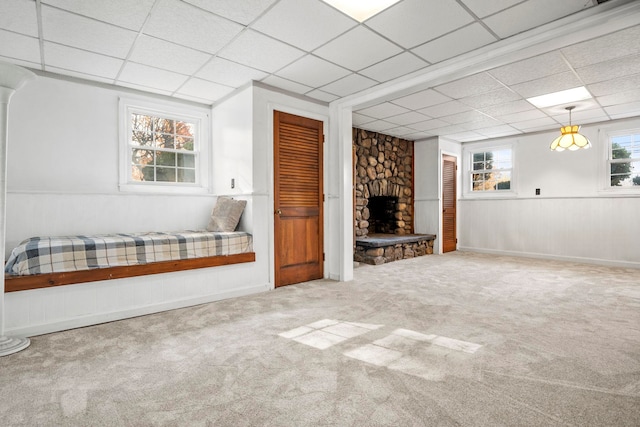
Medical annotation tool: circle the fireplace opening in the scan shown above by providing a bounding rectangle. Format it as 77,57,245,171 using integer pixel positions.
368,196,398,234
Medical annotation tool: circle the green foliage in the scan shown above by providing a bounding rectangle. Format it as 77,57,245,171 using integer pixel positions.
611,142,632,186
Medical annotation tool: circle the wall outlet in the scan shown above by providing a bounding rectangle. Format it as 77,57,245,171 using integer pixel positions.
231,178,235,189
535,188,540,195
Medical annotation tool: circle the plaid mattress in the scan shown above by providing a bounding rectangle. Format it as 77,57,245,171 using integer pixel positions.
5,230,253,276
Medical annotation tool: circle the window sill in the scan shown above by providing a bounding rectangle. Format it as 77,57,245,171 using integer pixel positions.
119,183,209,195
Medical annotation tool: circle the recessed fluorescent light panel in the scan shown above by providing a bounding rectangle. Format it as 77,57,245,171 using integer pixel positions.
321,0,401,22
526,87,592,108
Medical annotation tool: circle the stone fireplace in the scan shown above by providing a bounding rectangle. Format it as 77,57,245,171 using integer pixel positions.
353,128,435,265
353,128,413,237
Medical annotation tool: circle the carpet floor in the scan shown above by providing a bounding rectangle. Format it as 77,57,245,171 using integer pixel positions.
1,251,639,426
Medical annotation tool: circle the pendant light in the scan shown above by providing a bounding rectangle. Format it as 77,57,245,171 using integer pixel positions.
550,106,591,151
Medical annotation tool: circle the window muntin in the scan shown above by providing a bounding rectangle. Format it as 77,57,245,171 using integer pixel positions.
129,112,198,184
608,132,640,187
470,148,512,191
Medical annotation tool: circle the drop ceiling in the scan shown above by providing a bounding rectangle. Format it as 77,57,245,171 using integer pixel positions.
1,0,639,142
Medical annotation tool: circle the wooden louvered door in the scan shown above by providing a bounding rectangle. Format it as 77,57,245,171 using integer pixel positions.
442,155,457,253
274,111,324,287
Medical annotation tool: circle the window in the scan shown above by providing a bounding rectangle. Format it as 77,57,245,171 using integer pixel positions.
120,98,209,193
470,148,512,192
608,131,640,187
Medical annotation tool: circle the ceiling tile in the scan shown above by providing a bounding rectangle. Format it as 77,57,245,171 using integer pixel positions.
321,73,377,97
510,71,582,98
404,131,436,141
45,66,114,84
588,73,640,97
391,89,451,110
575,54,640,85
385,126,416,137
43,0,155,30
1,0,38,37
604,101,640,120
359,120,395,132
196,57,268,88
435,73,502,98
483,0,590,38
183,0,277,25
443,131,484,142
313,26,402,71
0,30,40,64
460,0,523,18
251,0,356,51
44,42,123,79
366,0,474,48
460,116,503,131
411,23,496,64
177,78,235,102
356,102,410,119
118,81,173,96
480,100,536,117
489,51,570,86
597,89,640,107
460,87,521,109
497,109,547,123
352,113,375,126
42,5,138,58
547,106,608,124
429,124,468,135
306,89,339,103
385,111,431,126
129,36,212,76
261,75,313,95
477,125,521,138
144,0,243,54
417,100,472,118
510,116,557,131
118,62,189,92
276,55,351,88
440,110,489,125
561,25,640,68
359,52,427,83
410,118,450,131
218,29,305,73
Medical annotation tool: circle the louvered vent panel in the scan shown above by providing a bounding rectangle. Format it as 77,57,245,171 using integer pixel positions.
278,122,320,208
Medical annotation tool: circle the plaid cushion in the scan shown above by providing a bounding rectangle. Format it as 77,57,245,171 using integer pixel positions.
5,230,253,275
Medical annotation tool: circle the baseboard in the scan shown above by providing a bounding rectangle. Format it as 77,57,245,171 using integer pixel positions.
5,283,270,338
457,247,640,269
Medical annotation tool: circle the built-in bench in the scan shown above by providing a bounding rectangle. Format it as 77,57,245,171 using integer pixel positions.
355,233,436,265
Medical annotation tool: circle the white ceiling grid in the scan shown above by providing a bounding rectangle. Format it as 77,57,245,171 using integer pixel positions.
0,0,639,143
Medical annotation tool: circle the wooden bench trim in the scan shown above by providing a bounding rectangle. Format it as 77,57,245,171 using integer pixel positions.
4,252,256,292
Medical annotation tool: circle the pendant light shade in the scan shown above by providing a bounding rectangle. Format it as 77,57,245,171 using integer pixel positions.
550,106,591,151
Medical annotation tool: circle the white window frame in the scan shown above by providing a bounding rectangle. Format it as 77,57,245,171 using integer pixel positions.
119,97,210,194
462,141,516,198
602,127,640,192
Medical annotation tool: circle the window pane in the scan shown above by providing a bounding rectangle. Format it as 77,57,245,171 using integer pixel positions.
131,113,153,133
156,167,176,182
473,152,485,163
155,133,175,149
611,160,639,186
176,121,194,137
473,161,484,171
131,149,153,165
132,131,153,146
156,152,176,166
156,118,174,134
177,153,195,168
178,168,196,183
176,136,194,151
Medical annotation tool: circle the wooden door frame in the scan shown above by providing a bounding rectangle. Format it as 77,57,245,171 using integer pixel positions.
440,151,458,254
268,105,328,290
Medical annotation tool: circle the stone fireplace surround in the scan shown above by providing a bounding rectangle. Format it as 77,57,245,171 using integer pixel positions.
353,128,435,265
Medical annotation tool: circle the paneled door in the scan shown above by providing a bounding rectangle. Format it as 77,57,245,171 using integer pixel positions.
273,111,324,287
442,155,457,253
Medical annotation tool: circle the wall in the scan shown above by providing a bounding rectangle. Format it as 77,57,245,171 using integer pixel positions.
458,118,640,267
4,76,269,336
413,137,462,254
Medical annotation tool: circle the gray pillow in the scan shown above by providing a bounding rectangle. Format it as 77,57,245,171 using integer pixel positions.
206,197,247,232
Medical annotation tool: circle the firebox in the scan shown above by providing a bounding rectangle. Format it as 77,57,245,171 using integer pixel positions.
368,196,398,234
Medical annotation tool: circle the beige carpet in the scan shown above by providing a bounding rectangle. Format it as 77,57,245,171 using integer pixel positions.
1,251,639,426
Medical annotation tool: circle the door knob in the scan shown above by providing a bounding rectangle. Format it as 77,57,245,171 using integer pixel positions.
275,209,282,215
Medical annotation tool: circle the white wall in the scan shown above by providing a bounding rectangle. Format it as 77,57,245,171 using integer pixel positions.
4,76,271,336
414,137,462,254
458,118,640,267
